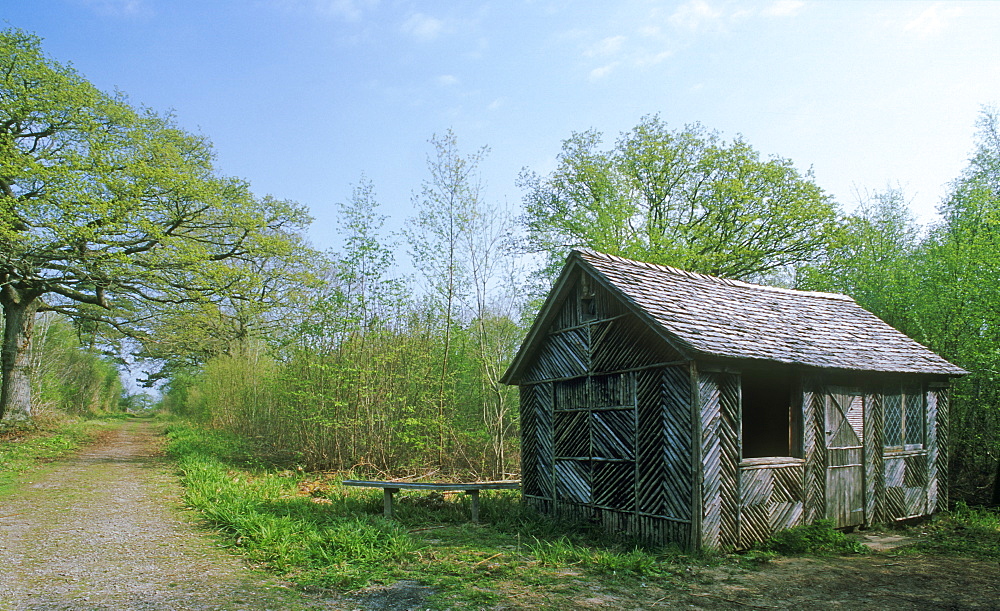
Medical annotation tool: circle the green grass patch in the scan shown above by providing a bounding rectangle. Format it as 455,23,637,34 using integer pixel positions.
758,519,868,555
0,414,125,495
909,503,1000,560
164,423,715,607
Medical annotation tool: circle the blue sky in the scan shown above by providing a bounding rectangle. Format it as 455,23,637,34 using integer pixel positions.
7,0,1000,253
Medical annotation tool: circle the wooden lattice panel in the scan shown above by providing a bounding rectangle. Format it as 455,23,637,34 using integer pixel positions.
521,383,553,500
593,462,634,510
802,382,826,523
555,460,591,503
661,366,694,521
591,314,682,372
699,371,739,550
934,388,949,512
926,390,939,513
738,463,805,548
592,410,635,460
864,392,886,524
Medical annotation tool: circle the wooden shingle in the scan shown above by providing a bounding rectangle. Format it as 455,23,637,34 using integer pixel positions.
574,249,965,375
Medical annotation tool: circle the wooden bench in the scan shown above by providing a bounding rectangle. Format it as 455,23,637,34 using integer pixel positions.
342,480,520,522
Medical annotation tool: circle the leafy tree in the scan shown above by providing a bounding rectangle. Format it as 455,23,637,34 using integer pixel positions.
519,115,839,282
801,109,1000,505
797,188,922,330
917,108,1000,504
404,130,490,465
0,29,309,419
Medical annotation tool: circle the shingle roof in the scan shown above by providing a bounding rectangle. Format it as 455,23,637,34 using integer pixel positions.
569,249,966,376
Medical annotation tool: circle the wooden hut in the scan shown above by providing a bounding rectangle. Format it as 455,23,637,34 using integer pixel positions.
502,249,966,550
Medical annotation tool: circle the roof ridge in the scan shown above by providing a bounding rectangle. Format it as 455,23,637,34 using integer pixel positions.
571,248,853,302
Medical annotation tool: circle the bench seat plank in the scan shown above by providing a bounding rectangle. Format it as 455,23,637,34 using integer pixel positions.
341,480,520,521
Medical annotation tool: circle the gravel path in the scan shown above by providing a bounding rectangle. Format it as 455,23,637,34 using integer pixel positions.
0,419,351,611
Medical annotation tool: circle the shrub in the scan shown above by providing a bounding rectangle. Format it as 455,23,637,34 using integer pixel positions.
762,520,866,555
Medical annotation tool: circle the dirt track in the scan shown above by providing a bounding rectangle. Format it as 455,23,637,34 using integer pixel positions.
0,419,350,610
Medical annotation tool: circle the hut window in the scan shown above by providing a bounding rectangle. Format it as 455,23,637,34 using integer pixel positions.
741,371,800,459
884,387,924,450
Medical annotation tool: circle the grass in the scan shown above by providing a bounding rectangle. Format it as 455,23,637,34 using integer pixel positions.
908,502,1000,560
164,423,713,607
164,423,1000,608
758,519,868,556
0,412,128,495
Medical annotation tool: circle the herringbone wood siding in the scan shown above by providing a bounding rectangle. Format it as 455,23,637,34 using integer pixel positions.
933,388,949,512
517,272,695,547
699,372,740,550
865,393,886,524
738,462,804,548
803,381,826,523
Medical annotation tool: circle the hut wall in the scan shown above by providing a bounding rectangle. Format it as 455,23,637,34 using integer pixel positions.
928,386,949,513
802,380,826,524
864,392,887,524
697,371,740,550
881,385,940,521
799,380,946,528
738,460,804,548
518,272,694,547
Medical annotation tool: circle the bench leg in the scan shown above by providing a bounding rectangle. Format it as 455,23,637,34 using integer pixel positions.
384,488,397,519
468,489,480,523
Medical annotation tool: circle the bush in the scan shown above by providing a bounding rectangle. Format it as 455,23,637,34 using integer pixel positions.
913,503,1000,560
762,520,866,555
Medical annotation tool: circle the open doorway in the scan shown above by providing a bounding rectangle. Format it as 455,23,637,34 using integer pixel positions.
741,369,800,459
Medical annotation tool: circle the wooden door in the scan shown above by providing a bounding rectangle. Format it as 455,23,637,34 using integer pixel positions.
825,391,865,528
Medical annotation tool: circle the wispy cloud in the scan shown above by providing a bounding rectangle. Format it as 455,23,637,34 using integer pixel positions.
904,3,964,37
589,62,619,81
669,0,723,32
401,12,445,42
268,0,378,21
437,74,459,86
762,0,805,18
584,35,627,58
76,0,151,18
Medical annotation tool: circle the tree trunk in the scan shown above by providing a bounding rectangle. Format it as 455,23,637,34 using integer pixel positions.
991,457,1000,507
1,297,40,421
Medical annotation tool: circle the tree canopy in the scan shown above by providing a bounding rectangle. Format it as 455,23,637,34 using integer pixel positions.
0,29,310,419
519,115,840,282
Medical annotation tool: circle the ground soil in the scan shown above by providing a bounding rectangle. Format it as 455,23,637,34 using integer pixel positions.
0,420,357,611
2,419,998,610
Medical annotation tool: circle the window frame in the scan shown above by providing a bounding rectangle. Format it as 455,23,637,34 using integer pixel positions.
882,385,926,452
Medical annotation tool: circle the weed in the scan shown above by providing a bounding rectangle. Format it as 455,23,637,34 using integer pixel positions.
760,520,867,555
910,502,1000,560
0,415,113,495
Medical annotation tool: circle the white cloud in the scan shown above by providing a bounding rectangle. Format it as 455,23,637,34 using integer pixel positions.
635,50,673,67
585,35,627,58
762,0,804,18
319,0,377,21
904,3,964,37
402,12,445,42
437,74,459,86
269,0,377,21
669,0,723,32
77,0,151,17
488,98,504,111
589,63,618,81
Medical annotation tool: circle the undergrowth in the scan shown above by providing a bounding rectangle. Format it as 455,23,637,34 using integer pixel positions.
0,413,126,495
164,423,708,607
909,503,1000,560
759,519,868,555
166,424,1000,608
